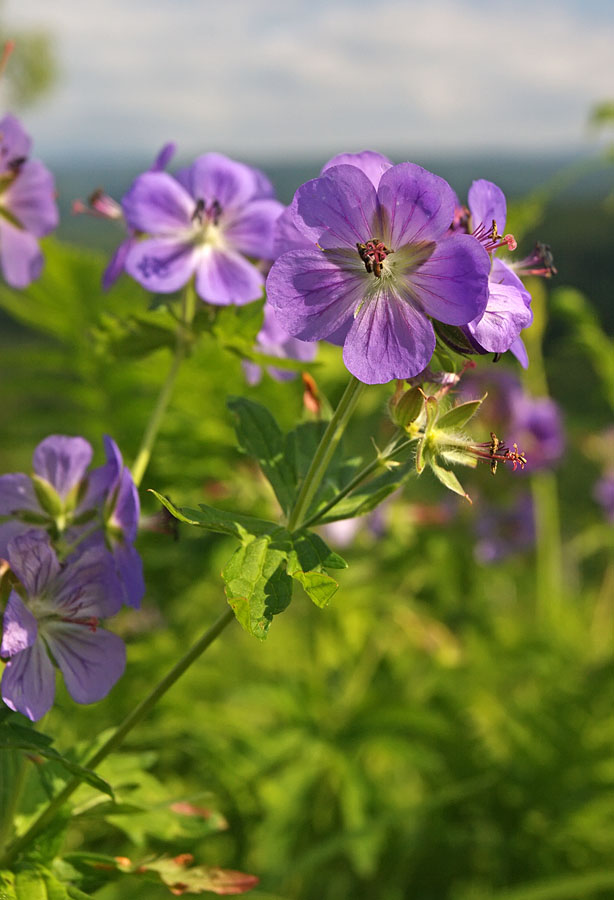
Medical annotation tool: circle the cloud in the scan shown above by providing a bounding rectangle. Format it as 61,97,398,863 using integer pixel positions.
4,0,612,160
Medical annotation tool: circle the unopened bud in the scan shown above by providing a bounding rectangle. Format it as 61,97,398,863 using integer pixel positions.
390,385,423,428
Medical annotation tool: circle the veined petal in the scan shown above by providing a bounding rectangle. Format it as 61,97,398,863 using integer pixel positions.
377,163,456,247
195,247,264,306
468,179,507,234
3,160,58,236
467,280,533,353
224,198,284,258
1,640,55,721
321,151,393,188
55,545,123,619
44,622,126,705
7,531,60,597
294,166,380,250
266,248,365,341
273,205,313,257
125,236,197,293
111,467,140,542
112,541,145,609
0,473,38,516
33,435,93,501
343,291,436,384
406,233,490,325
1,592,37,657
0,219,43,288
122,172,194,233
182,153,263,210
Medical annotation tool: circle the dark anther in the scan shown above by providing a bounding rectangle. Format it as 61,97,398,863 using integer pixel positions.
356,238,391,278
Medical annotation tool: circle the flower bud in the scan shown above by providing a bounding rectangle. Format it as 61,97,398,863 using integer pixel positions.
390,385,424,428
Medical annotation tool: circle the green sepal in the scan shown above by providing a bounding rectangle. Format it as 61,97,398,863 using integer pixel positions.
390,386,423,428
437,396,485,430
30,476,62,519
429,460,472,503
227,397,297,515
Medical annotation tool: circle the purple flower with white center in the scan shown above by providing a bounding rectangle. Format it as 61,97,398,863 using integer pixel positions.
0,434,144,607
243,302,317,385
266,159,490,385
122,152,284,305
73,143,176,290
1,531,125,721
452,180,533,364
0,114,58,288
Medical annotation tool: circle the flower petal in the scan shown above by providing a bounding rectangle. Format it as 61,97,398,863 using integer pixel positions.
195,247,264,306
266,248,365,341
294,165,379,250
1,592,37,657
33,435,93,501
102,236,135,290
112,541,145,609
510,336,529,368
377,163,456,247
3,160,58,236
7,531,60,597
122,172,194,233
467,263,533,353
56,545,123,619
1,640,55,721
111,467,140,542
273,206,313,257
0,473,38,516
0,114,32,170
0,219,43,288
224,199,284,259
343,291,436,384
44,622,126,705
407,233,490,325
181,153,263,210
125,236,197,293
321,151,393,188
468,179,507,234
150,142,176,173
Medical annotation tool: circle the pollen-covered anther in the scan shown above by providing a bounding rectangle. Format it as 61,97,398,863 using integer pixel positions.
356,238,392,277
469,432,528,474
473,219,517,254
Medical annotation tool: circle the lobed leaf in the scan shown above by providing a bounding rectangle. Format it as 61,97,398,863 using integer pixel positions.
222,537,293,640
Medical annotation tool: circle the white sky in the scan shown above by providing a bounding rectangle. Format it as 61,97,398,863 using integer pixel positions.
4,0,614,163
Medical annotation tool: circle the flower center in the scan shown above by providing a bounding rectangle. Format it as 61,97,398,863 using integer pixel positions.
356,239,392,278
192,198,222,228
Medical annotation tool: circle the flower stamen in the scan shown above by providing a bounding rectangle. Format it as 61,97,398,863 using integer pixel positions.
356,239,392,278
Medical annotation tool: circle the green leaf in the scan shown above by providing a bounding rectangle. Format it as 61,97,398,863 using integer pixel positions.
0,725,113,799
14,868,47,900
0,870,17,900
289,531,347,571
437,397,485,430
227,398,297,514
222,537,293,639
290,570,338,608
212,298,264,346
315,466,409,524
149,492,281,541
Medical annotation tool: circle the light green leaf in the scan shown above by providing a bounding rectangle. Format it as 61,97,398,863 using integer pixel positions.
0,870,17,900
222,537,293,639
291,570,338,608
437,397,485,429
227,398,297,514
429,460,472,503
289,531,347,571
14,868,47,900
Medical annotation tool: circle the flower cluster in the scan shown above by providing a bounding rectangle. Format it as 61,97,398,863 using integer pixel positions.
0,435,143,719
0,114,58,288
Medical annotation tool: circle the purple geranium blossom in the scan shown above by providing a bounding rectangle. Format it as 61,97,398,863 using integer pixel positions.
1,531,125,721
0,434,144,608
509,392,565,471
0,114,58,288
122,152,283,305
73,142,176,290
266,159,490,385
453,180,533,364
243,302,317,385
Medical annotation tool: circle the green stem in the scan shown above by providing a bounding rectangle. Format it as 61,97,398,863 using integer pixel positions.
0,607,235,868
301,433,412,529
288,376,366,532
131,283,196,488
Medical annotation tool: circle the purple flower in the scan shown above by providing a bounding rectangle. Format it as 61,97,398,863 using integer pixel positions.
0,434,144,608
266,158,490,384
453,180,533,364
509,393,565,471
593,474,614,524
73,142,177,290
0,114,58,288
243,303,317,385
1,531,125,721
122,153,283,305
